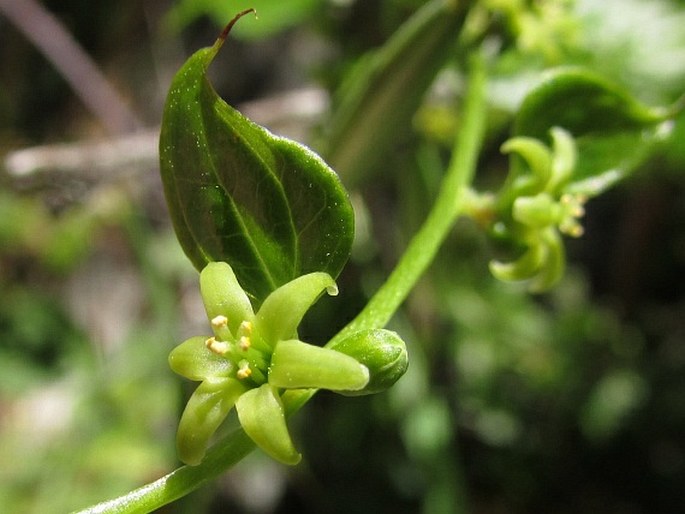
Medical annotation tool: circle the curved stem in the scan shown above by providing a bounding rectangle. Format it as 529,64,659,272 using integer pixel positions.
329,54,488,345
72,56,488,514
73,429,254,514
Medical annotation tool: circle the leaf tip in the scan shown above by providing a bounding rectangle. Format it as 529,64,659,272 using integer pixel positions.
218,8,257,43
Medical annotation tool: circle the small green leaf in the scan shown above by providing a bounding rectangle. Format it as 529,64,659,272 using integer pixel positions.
236,384,301,465
159,14,354,304
269,339,369,391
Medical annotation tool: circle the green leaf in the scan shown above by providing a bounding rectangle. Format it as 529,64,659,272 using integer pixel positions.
159,17,354,304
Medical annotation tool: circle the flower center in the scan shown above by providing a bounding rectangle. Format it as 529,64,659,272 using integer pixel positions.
206,317,269,385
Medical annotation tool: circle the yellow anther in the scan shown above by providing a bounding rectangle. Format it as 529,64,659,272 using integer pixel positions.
567,224,584,237
211,315,228,329
236,361,252,379
239,320,253,336
560,219,584,237
205,336,229,355
239,336,251,351
560,194,587,217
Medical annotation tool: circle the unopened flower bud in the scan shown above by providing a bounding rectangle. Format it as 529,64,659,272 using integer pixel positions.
331,329,409,396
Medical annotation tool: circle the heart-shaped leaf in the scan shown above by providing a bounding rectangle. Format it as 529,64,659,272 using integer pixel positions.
159,13,354,305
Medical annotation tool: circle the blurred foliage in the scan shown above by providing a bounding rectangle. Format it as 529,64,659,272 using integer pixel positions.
1,0,684,513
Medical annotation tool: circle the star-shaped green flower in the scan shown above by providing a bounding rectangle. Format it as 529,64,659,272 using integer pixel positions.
169,262,370,465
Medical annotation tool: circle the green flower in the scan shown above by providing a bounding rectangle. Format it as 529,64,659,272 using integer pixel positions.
169,262,370,466
490,127,587,291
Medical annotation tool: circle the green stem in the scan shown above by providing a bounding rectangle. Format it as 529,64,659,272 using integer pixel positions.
329,54,488,345
72,429,255,514
72,56,487,514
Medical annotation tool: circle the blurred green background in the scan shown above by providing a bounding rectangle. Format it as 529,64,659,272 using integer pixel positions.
1,1,684,513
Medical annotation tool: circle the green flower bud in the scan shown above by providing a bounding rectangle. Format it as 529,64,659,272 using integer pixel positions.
269,339,369,391
331,329,409,396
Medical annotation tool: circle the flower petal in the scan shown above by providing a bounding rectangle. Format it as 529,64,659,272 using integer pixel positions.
168,336,232,380
200,262,254,336
528,229,565,292
236,383,301,465
547,127,576,192
269,339,369,391
255,272,337,347
501,135,552,187
176,377,247,465
489,242,547,283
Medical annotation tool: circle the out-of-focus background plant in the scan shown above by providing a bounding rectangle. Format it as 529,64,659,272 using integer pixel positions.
1,0,684,513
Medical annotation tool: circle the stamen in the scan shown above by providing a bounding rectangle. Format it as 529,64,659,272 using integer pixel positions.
239,336,251,351
558,194,587,237
236,360,252,379
211,315,228,329
239,320,253,336
560,219,584,237
205,336,229,355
